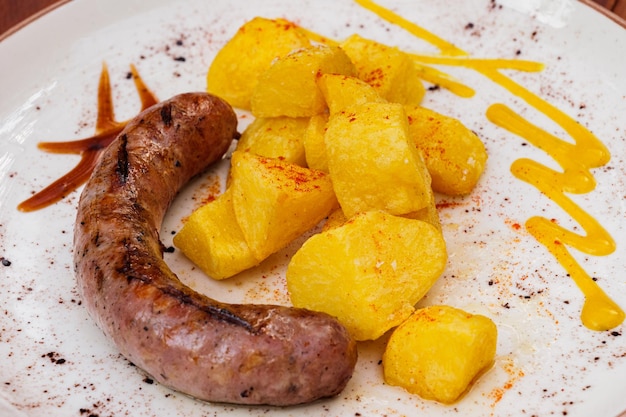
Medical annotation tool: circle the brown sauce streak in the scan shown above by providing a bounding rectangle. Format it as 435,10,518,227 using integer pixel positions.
17,63,158,212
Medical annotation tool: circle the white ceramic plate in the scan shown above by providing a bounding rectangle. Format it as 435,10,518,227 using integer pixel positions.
1,0,626,416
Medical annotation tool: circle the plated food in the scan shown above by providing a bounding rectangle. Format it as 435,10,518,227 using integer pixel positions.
1,1,626,416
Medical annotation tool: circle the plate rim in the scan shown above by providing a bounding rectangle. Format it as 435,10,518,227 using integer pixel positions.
1,0,626,43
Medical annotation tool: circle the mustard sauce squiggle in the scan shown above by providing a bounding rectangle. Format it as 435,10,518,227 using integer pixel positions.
486,104,623,330
413,63,476,98
354,0,466,56
355,0,624,330
408,54,545,72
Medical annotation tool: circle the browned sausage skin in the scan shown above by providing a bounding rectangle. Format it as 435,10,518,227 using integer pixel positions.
73,92,357,406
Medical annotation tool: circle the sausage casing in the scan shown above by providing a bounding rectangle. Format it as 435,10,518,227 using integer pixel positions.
73,92,357,406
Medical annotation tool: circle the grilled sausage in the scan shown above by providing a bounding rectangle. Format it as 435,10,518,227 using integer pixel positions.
73,92,357,406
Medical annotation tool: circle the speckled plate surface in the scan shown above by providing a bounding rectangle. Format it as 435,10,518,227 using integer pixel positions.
1,0,626,416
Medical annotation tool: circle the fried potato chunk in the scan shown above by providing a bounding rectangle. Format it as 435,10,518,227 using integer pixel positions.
317,73,385,115
303,113,329,172
340,34,425,105
206,17,311,109
250,45,356,118
304,74,384,172
173,188,258,280
322,192,441,232
406,105,487,195
230,150,338,261
286,211,447,341
236,116,309,166
383,305,497,404
325,102,433,218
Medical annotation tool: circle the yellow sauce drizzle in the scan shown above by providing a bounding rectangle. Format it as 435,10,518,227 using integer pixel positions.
486,104,623,331
354,0,466,56
355,0,624,330
413,62,475,98
409,53,545,73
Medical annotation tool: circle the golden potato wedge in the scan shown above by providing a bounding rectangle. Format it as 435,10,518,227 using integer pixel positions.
303,113,329,172
286,211,447,341
317,73,385,115
383,305,497,404
230,150,338,261
340,34,425,105
207,17,311,109
325,102,433,218
406,105,487,195
402,191,442,231
173,188,258,280
321,207,348,232
322,193,441,232
236,116,309,166
250,45,356,118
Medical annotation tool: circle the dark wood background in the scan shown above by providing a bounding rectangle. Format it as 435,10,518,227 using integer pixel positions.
1,0,61,35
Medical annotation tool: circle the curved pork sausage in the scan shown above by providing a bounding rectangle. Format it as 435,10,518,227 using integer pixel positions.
73,92,357,406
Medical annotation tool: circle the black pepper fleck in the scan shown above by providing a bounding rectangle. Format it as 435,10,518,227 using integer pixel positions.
1,258,11,267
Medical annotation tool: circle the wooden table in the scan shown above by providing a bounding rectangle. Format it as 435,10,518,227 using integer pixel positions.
1,0,625,37
1,0,62,36
594,0,626,17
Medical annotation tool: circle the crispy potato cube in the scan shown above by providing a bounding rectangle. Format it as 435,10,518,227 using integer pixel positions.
207,17,311,109
173,188,258,280
250,45,356,118
230,150,338,261
340,34,425,105
383,305,497,404
323,194,441,232
317,73,385,115
286,211,447,341
236,116,309,166
325,102,433,218
321,207,348,232
406,105,487,195
303,113,329,172
402,191,442,231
